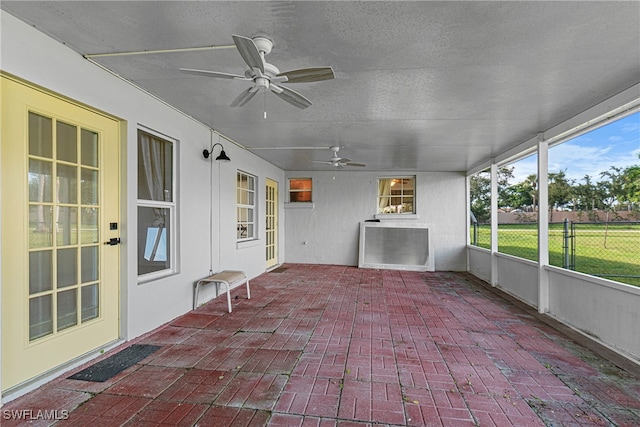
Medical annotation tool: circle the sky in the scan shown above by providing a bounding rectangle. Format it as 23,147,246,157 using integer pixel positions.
508,111,640,185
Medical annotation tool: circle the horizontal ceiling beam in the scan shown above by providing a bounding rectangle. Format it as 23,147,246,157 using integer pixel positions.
84,44,236,58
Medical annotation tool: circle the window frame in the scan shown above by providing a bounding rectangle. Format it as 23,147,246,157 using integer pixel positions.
237,170,257,242
375,176,417,217
288,177,313,203
137,128,178,283
468,168,491,248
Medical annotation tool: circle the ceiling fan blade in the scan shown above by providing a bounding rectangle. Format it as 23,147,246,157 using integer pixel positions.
277,67,335,83
179,68,249,80
230,86,260,107
270,84,312,109
340,158,352,163
311,160,333,165
345,162,366,167
232,35,265,73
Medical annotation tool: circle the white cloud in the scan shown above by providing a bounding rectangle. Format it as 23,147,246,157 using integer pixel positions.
507,156,537,183
622,121,640,133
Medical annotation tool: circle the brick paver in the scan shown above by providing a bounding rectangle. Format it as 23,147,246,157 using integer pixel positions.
2,265,639,426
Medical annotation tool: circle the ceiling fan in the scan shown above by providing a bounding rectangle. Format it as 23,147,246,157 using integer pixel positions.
180,34,334,109
312,146,366,168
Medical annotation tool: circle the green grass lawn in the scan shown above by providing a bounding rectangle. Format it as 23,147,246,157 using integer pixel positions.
471,223,640,287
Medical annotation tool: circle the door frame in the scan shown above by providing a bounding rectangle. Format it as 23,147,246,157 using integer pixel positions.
265,178,279,270
1,72,125,399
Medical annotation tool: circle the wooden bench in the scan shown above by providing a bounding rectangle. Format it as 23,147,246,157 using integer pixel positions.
193,270,250,312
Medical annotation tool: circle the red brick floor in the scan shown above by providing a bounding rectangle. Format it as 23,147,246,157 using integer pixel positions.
3,265,640,426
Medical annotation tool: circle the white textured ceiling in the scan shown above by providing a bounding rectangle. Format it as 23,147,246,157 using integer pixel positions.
2,1,639,171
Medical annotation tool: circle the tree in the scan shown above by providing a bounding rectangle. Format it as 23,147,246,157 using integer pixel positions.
548,170,573,221
469,166,514,222
500,182,533,210
574,175,599,211
470,172,491,222
470,153,639,223
599,166,626,211
497,166,515,196
621,161,640,208
521,174,538,211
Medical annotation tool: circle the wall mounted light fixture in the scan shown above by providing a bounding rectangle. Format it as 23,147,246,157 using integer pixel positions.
205,133,230,277
203,142,231,161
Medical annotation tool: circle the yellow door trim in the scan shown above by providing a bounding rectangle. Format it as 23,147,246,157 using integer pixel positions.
265,178,279,269
1,74,122,391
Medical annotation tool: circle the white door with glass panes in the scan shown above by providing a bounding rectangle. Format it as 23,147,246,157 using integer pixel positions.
1,75,121,391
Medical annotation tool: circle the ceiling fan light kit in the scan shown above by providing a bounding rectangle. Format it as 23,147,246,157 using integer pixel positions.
180,34,335,110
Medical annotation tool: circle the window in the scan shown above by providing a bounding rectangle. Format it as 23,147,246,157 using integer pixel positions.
545,111,640,286
237,171,256,241
137,129,176,279
289,178,312,202
469,168,491,248
497,154,538,262
377,177,415,214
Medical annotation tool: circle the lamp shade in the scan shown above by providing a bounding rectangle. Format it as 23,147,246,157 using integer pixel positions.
215,150,231,161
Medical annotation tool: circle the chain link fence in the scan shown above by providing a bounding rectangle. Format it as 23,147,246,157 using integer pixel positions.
565,221,640,285
470,220,640,286
470,223,490,249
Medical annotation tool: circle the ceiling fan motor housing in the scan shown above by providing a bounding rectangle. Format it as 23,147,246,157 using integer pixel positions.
180,33,334,109
252,36,273,55
245,63,280,89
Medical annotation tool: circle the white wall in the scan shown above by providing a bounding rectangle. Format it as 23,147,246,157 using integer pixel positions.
284,170,467,271
467,247,539,307
496,253,539,307
467,246,491,282
1,11,284,349
547,267,640,360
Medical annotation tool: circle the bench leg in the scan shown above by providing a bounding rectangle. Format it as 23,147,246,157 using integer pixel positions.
193,280,224,310
225,282,233,313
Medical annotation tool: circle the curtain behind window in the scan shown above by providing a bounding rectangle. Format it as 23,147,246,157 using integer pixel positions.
378,179,392,210
137,131,173,274
138,132,171,202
